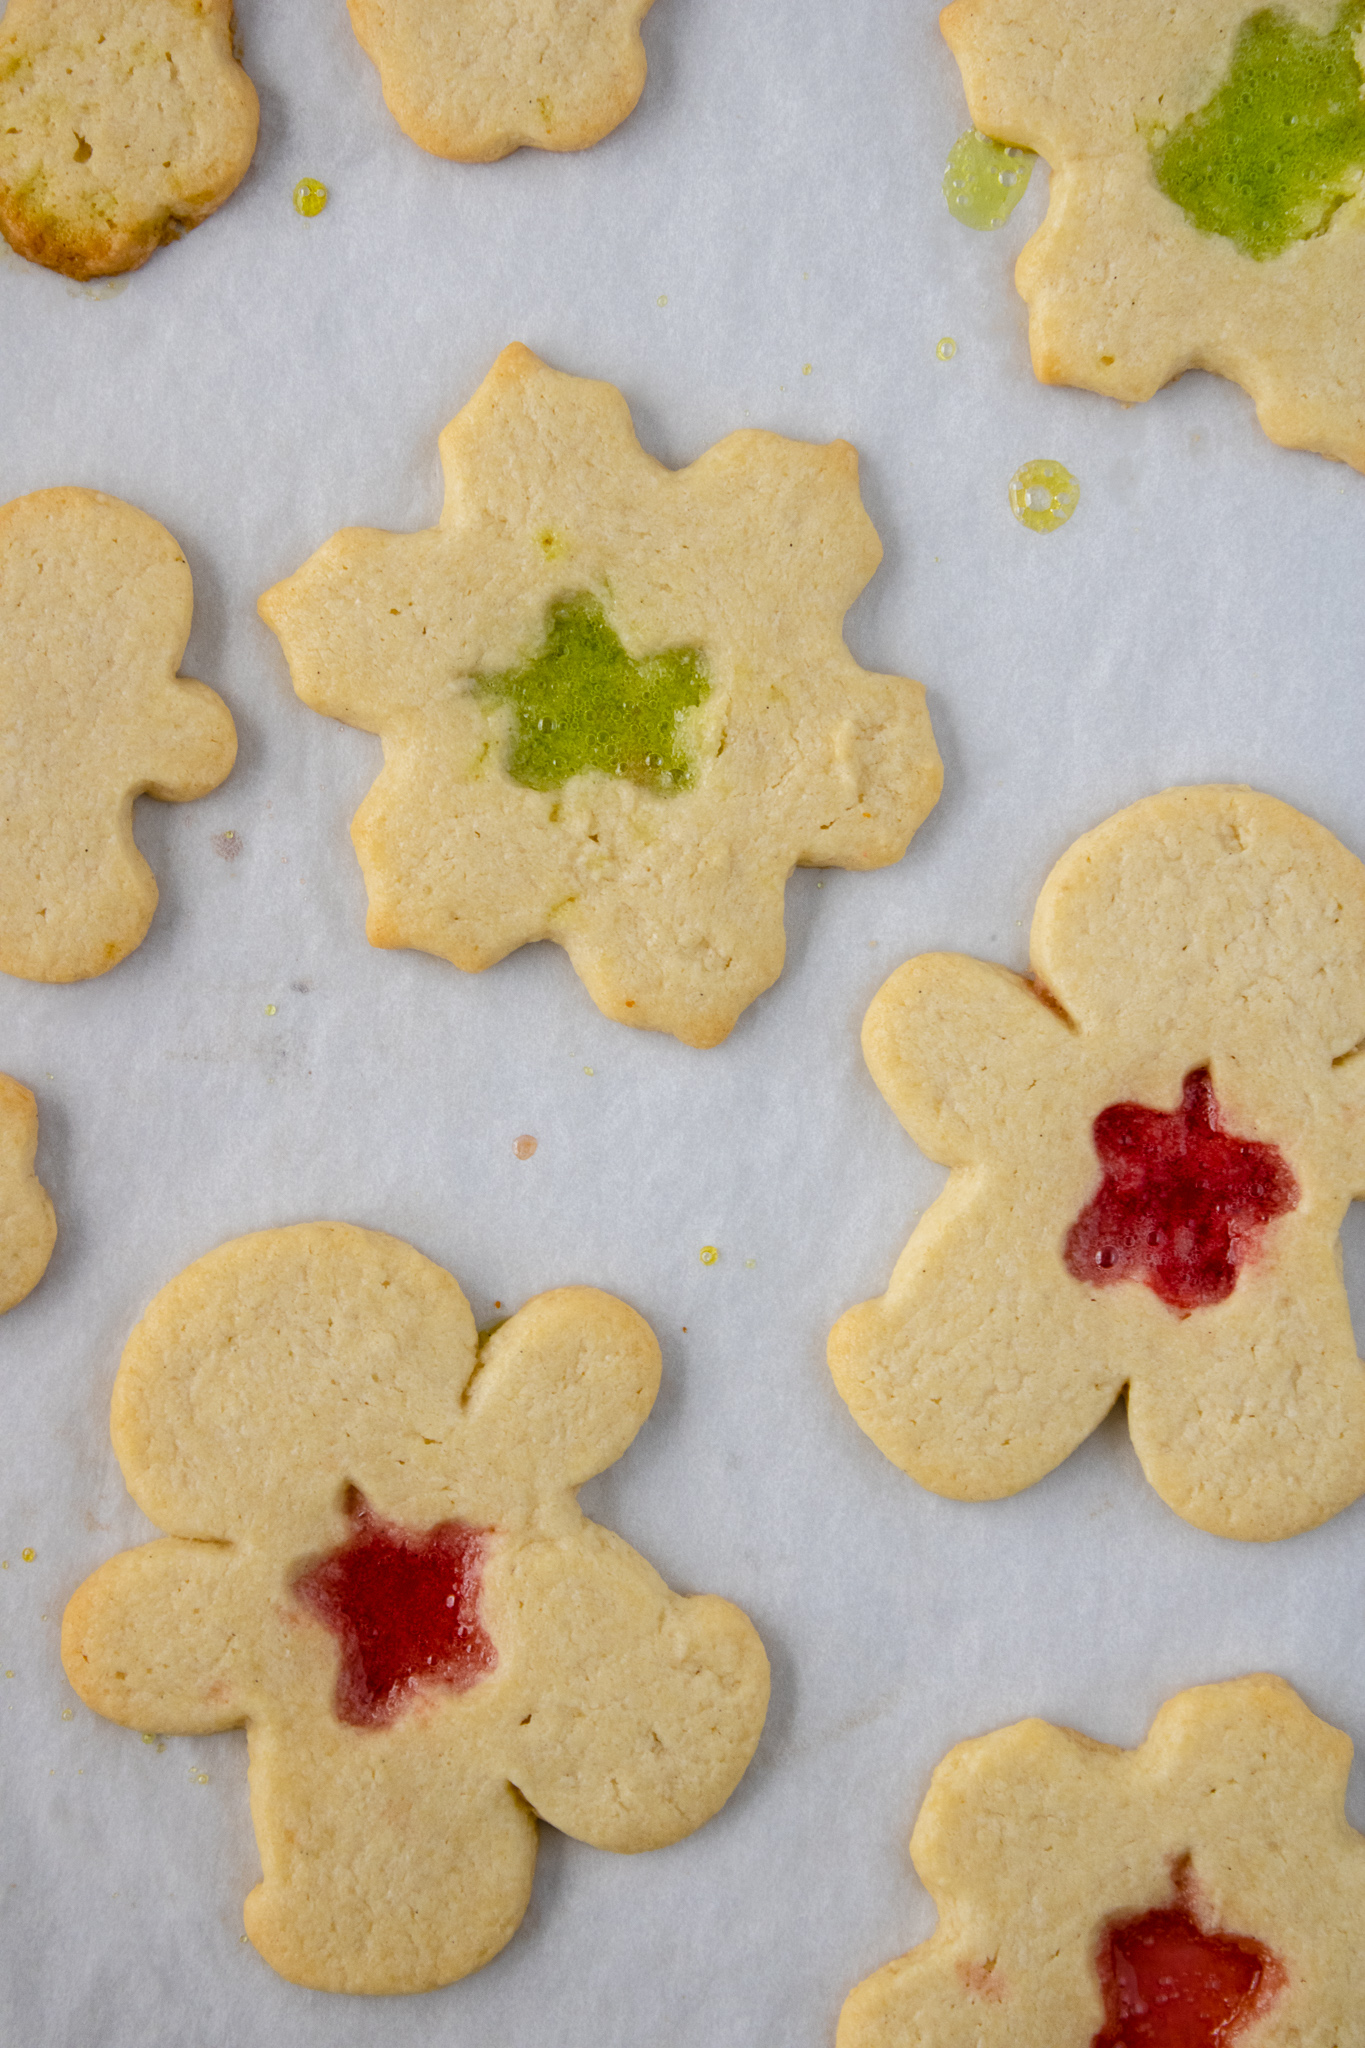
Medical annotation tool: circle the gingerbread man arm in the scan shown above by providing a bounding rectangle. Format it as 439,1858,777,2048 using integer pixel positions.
0,1074,55,1313
862,954,1076,1165
62,1538,244,1733
501,1523,769,1851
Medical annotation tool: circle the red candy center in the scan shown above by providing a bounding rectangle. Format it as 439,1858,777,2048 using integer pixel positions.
1093,1900,1280,2048
1064,1068,1298,1313
293,1487,496,1728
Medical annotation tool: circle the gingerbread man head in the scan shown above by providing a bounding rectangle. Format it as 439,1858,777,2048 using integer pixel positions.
830,786,1365,1539
63,1223,770,1992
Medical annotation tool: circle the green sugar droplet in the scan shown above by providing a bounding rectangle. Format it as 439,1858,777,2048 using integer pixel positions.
1009,459,1080,533
473,594,709,795
943,129,1035,228
1152,0,1365,260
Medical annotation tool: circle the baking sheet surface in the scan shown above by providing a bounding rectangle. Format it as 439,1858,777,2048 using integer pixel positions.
4,2,1365,2043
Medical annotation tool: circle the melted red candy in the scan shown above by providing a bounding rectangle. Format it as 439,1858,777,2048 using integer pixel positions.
293,1487,496,1728
1092,1901,1280,2048
1064,1069,1298,1313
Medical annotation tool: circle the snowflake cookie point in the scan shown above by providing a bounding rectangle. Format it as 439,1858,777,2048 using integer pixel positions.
0,0,258,279
346,0,655,163
840,1676,1363,2048
0,1074,55,1315
830,785,1365,1540
260,346,940,1048
941,0,1365,468
0,489,237,983
63,1222,769,1993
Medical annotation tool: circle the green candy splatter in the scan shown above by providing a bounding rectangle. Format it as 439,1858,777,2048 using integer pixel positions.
473,594,709,796
1152,0,1365,260
943,129,1034,228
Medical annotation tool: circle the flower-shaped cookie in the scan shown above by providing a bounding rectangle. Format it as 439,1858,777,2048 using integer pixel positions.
0,489,236,981
0,1075,55,1313
62,1222,770,1993
347,0,655,161
260,345,941,1047
829,786,1365,1541
0,0,258,280
941,0,1365,469
839,1675,1365,2047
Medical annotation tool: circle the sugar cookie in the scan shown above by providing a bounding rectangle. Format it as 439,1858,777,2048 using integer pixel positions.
260,344,941,1048
0,488,236,982
830,785,1365,1541
0,0,259,280
63,1221,770,1993
839,1676,1365,2047
0,1075,55,1314
940,0,1365,469
347,0,655,161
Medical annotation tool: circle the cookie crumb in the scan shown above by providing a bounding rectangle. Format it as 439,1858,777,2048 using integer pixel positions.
293,177,328,218
513,1135,537,1160
212,829,242,860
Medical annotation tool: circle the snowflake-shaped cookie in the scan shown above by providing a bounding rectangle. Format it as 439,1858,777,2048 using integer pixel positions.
0,1075,55,1314
347,0,656,161
0,489,236,982
941,0,1365,468
62,1222,770,1993
260,344,940,1047
839,1675,1365,2048
829,785,1365,1541
0,0,258,280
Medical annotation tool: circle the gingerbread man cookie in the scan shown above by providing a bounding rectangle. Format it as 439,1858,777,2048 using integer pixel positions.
0,489,236,982
346,0,655,161
63,1222,770,1993
830,786,1365,1541
0,0,259,280
260,344,940,1048
0,1075,55,1314
941,0,1365,469
839,1675,1365,2048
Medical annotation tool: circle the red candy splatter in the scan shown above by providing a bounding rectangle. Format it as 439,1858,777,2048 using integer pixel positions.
1093,1889,1282,2048
1064,1068,1298,1312
293,1487,496,1728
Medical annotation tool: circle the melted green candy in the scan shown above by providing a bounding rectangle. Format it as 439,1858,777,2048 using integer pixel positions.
473,594,709,795
1152,0,1365,259
943,129,1035,228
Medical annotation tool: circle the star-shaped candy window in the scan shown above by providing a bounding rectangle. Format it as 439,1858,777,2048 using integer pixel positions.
472,592,709,794
0,489,237,981
1064,1067,1300,1312
259,345,940,1048
839,1676,1365,2048
62,1222,770,1994
0,1073,55,1315
293,1487,496,1726
346,0,656,162
0,0,258,279
829,785,1365,1541
940,0,1365,468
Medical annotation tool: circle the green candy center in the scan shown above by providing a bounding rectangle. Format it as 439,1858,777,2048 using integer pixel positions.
473,594,709,795
1152,0,1365,260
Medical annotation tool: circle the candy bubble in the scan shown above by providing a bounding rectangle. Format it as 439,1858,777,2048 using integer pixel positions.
1009,459,1080,533
293,177,329,218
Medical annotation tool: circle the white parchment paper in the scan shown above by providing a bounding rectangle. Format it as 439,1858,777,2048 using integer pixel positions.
4,2,1365,2043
